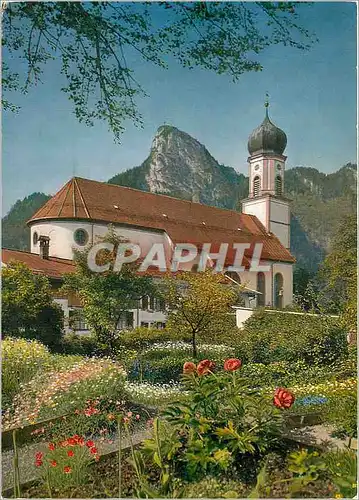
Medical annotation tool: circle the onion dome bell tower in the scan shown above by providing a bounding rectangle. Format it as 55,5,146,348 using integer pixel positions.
242,95,291,249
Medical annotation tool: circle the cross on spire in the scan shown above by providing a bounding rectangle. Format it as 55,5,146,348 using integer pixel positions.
264,92,269,117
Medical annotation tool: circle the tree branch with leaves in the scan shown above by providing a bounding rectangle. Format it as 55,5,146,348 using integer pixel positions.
2,1,317,141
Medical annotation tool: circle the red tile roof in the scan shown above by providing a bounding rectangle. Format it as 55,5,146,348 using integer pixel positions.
28,177,295,264
2,249,75,279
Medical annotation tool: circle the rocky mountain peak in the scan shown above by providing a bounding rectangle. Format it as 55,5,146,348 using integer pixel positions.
135,125,245,207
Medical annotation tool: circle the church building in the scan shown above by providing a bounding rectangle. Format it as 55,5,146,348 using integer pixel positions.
2,104,295,332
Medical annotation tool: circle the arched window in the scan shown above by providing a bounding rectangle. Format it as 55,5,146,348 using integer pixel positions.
257,272,265,306
225,271,241,284
253,176,260,197
274,273,284,309
275,176,283,196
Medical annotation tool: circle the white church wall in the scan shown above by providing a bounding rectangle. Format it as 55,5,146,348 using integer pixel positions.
30,220,171,261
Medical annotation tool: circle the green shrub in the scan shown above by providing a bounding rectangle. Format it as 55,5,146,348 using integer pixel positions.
235,310,348,365
120,327,179,350
2,262,64,351
132,366,288,496
60,333,98,356
2,338,52,406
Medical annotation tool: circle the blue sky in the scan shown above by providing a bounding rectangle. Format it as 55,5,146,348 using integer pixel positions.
2,2,357,215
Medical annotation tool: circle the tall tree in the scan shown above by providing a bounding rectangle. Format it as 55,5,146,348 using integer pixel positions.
62,227,156,354
2,2,316,141
164,270,238,358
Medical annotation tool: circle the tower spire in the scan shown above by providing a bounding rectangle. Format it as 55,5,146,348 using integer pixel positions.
264,92,269,118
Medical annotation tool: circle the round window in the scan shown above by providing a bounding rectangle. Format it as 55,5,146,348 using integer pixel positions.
74,228,89,246
33,232,39,245
254,164,260,171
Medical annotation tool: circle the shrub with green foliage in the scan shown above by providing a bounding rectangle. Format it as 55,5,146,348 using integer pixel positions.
120,327,176,351
60,333,98,356
2,338,52,406
129,362,291,498
2,261,64,350
235,310,347,364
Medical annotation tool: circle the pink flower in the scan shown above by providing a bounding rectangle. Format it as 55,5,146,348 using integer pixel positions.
127,411,133,417
197,359,215,376
123,417,130,424
224,358,242,372
135,414,140,420
273,387,295,409
183,362,196,374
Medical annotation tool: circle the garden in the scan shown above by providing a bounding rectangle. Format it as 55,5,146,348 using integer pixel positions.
2,308,357,499
2,229,357,498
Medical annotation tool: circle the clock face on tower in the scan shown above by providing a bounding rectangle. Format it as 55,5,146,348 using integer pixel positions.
254,164,260,171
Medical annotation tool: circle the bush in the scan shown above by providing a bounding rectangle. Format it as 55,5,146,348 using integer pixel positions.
131,362,290,497
120,327,179,351
2,262,64,351
2,338,52,406
60,333,98,356
235,310,348,365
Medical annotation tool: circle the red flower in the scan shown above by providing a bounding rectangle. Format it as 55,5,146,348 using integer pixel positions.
86,440,95,448
35,460,43,467
94,454,100,462
90,446,98,455
35,452,43,460
183,361,196,374
224,358,242,372
273,387,295,409
60,440,69,447
77,437,85,446
67,450,74,457
197,359,215,376
63,466,72,474
50,460,57,467
67,437,77,446
48,443,55,451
